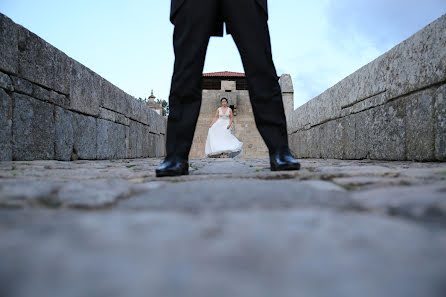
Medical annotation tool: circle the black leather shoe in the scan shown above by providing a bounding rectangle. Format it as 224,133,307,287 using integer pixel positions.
269,148,301,171
155,156,189,177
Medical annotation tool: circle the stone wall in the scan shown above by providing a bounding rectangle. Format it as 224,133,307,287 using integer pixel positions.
0,13,166,161
288,14,446,161
189,74,293,158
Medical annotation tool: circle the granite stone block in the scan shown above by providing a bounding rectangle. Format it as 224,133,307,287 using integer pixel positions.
140,104,151,126
10,76,69,107
101,79,130,115
338,55,389,111
54,106,74,161
99,107,116,122
135,122,144,158
147,109,158,134
288,131,301,158
119,91,132,118
342,114,356,159
281,93,294,121
12,93,54,160
73,112,97,159
369,100,406,160
128,98,144,123
279,74,293,93
97,119,126,159
318,123,329,159
311,125,322,158
18,26,71,94
299,129,310,158
0,89,13,160
293,130,305,158
147,133,156,157
0,13,18,74
354,109,373,159
100,79,118,111
385,15,446,99
406,89,435,161
332,119,344,159
137,99,150,125
160,134,166,156
154,134,162,157
141,127,150,157
49,90,69,107
127,122,136,159
154,110,167,135
69,60,101,116
31,84,50,101
221,80,236,91
128,120,143,158
434,84,446,160
160,116,167,135
0,71,13,91
115,113,129,126
10,76,32,95
318,120,343,159
125,126,130,158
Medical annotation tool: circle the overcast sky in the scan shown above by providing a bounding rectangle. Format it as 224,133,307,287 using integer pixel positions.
1,0,445,109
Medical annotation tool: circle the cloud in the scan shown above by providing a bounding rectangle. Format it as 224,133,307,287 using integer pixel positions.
326,0,446,46
278,0,446,109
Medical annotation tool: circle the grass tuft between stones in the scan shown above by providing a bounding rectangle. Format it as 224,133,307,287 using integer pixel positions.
337,183,363,191
37,196,62,208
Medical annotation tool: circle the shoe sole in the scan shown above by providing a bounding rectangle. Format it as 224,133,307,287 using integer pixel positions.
155,168,189,177
270,163,301,171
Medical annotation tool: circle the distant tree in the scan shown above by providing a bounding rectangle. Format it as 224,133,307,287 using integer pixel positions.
156,99,169,116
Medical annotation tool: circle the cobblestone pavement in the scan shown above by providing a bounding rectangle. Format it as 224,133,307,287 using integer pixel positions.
1,158,446,297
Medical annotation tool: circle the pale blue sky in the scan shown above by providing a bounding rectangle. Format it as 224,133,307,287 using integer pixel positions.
1,1,445,109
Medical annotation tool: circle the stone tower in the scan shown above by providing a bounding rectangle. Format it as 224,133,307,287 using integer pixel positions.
143,90,163,116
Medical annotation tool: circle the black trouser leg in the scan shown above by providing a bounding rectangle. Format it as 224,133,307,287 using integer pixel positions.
166,0,219,160
222,0,289,152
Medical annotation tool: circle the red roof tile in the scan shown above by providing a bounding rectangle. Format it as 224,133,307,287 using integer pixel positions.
203,71,245,77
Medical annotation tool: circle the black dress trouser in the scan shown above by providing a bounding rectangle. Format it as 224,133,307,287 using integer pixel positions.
166,0,289,160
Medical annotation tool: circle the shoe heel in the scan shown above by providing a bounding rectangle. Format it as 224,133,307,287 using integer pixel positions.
270,162,277,171
182,166,189,175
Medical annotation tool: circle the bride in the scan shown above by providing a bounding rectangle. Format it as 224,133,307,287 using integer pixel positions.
205,97,243,157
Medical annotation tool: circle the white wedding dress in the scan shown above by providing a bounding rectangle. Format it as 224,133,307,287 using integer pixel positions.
205,107,243,157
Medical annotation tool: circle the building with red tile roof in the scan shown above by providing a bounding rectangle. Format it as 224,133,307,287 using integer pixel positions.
203,71,245,77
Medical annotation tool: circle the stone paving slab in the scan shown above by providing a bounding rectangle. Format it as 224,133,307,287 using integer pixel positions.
117,179,352,213
1,209,445,297
0,157,446,297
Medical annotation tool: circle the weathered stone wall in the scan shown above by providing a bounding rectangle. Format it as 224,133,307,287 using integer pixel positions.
189,74,293,158
0,13,166,161
288,14,446,161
